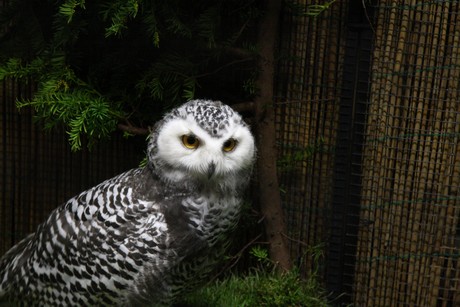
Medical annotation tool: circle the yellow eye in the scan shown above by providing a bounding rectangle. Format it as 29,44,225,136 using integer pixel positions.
181,134,200,149
222,138,237,152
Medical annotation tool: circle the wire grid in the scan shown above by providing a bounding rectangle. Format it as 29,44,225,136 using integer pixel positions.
354,1,460,306
0,79,145,256
274,0,348,273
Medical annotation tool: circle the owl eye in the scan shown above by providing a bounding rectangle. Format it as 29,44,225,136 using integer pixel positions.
222,138,237,152
181,134,200,149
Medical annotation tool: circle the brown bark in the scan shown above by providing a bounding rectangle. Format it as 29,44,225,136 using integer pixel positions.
254,0,292,272
117,123,149,135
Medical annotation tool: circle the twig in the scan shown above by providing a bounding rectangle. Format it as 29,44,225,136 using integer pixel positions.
361,0,376,33
194,58,254,79
117,123,149,135
281,232,309,247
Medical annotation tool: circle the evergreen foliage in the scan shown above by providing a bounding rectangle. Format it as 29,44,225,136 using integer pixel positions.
0,0,261,150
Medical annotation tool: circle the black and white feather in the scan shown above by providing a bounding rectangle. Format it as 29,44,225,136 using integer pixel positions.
0,100,256,306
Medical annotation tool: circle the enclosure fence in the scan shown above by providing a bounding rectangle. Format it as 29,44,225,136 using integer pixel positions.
355,1,460,306
276,0,459,306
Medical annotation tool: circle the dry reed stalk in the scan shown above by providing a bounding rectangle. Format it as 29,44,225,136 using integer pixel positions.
422,5,456,306
280,0,315,268
292,8,307,221
377,11,408,306
412,2,455,304
398,10,430,305
389,3,439,303
446,113,460,306
435,95,460,307
434,105,460,307
354,2,389,302
357,2,399,304
404,3,446,305
424,5,455,302
431,8,460,304
384,47,406,307
376,2,418,304
401,5,433,305
365,53,386,305
308,5,338,255
443,12,460,306
407,6,439,305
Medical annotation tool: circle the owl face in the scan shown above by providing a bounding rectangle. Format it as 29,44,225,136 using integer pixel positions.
149,100,256,187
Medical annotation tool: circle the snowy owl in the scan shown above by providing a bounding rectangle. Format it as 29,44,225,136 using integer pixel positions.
0,99,256,306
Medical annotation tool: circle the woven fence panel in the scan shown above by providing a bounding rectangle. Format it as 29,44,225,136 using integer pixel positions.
274,1,348,273
0,79,145,256
354,1,460,306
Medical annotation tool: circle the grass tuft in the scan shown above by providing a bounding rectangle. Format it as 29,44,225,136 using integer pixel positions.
178,268,330,307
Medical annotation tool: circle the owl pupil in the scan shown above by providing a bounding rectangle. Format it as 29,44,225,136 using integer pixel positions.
187,136,196,144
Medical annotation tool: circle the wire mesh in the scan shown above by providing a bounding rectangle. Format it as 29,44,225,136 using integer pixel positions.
274,0,348,274
354,1,460,306
276,0,459,306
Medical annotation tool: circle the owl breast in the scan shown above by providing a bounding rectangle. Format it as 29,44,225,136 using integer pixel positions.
182,194,242,245
128,183,243,305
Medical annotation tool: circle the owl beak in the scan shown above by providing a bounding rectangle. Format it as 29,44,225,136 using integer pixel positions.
207,162,216,179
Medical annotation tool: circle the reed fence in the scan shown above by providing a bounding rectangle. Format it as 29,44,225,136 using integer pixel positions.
354,1,460,306
276,1,459,306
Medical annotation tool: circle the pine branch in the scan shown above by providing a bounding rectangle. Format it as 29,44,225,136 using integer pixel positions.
17,81,122,151
101,0,139,37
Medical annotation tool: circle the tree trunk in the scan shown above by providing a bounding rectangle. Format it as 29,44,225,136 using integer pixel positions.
254,0,292,272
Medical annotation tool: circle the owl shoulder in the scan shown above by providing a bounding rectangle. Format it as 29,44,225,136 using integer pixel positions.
64,167,159,217
27,167,168,257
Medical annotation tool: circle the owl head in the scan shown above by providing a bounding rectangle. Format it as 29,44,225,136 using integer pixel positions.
148,100,256,191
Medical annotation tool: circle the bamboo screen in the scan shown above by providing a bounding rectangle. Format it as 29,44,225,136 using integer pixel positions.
274,1,348,273
354,1,460,306
0,79,145,256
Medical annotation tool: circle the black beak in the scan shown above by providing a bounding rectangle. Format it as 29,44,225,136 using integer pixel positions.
207,162,216,179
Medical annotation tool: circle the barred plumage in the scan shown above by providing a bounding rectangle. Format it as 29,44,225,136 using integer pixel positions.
0,100,256,306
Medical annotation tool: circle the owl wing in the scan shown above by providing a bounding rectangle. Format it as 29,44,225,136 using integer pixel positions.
0,167,175,304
